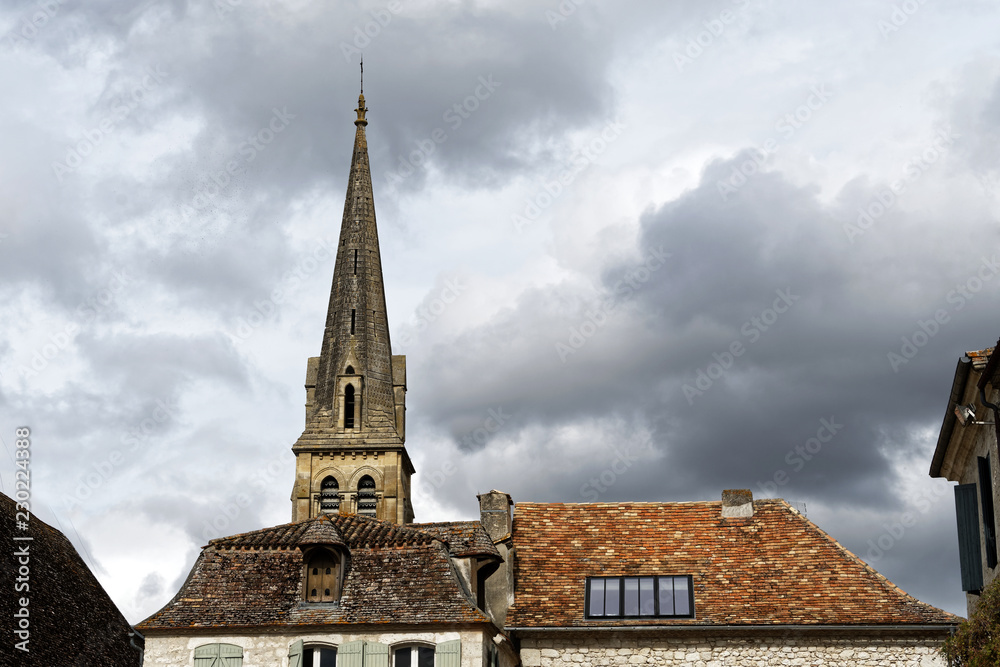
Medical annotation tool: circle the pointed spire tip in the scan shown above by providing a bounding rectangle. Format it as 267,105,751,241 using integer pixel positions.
355,57,368,126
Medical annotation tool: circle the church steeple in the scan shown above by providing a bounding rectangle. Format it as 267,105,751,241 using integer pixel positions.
290,87,413,524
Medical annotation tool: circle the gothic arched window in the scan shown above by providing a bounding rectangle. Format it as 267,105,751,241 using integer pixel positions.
358,476,376,517
319,476,340,514
344,384,355,429
305,549,342,603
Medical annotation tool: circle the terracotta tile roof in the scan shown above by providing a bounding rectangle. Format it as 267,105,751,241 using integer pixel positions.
974,343,1000,389
414,521,501,558
507,500,961,628
0,493,142,665
136,514,491,632
966,346,995,371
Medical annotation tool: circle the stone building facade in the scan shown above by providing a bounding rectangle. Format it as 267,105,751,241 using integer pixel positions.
519,632,945,667
505,496,958,667
930,340,1000,615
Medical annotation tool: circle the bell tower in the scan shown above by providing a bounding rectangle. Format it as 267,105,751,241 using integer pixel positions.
290,88,414,524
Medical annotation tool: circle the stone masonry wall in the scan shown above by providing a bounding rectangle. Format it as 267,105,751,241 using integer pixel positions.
519,632,947,667
143,629,483,667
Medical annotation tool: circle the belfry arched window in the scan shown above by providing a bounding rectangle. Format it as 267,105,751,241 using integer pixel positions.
344,384,355,429
358,476,376,517
304,549,342,603
319,476,340,514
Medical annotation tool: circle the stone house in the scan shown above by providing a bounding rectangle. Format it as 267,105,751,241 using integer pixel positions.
505,492,958,667
930,340,1000,614
136,512,517,667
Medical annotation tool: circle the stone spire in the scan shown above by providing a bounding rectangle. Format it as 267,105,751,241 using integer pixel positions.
312,91,396,425
290,89,412,524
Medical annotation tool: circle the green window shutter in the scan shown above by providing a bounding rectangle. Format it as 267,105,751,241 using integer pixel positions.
288,640,304,667
956,483,985,592
219,643,244,667
338,640,365,667
436,639,461,667
194,644,220,667
364,641,389,667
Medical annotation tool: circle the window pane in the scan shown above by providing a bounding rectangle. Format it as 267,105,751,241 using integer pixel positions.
639,577,655,616
623,577,639,616
604,578,620,616
318,648,337,667
417,647,434,667
303,649,313,667
588,579,605,616
658,577,675,616
673,577,690,616
394,648,411,667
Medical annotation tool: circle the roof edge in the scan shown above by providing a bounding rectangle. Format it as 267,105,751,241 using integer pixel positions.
507,623,960,633
930,356,973,478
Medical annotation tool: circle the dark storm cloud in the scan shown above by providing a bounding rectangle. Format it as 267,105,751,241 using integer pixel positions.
411,147,1000,516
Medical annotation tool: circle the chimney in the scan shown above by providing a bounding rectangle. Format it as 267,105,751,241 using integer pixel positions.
721,489,754,518
478,489,513,541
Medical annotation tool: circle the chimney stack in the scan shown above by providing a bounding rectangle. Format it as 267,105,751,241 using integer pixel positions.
478,490,513,541
721,489,754,518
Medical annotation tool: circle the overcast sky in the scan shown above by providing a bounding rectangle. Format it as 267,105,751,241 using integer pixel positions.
2,0,999,624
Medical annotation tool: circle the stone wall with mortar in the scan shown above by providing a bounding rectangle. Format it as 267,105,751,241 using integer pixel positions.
518,631,948,667
143,628,517,667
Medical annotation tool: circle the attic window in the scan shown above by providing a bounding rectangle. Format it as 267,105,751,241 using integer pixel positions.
586,576,693,618
305,549,342,603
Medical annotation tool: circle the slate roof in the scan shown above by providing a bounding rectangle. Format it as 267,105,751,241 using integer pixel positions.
415,521,501,558
137,514,492,632
507,500,962,628
0,493,142,666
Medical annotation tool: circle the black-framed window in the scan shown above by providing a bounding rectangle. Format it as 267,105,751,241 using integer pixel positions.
586,576,693,618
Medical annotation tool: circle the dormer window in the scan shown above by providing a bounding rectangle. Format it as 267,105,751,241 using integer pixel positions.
305,549,343,603
586,575,693,618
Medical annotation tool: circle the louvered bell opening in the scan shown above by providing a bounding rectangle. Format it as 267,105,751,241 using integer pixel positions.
358,475,376,517
320,476,341,514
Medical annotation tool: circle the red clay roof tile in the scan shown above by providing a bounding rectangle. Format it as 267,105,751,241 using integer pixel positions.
507,500,961,628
